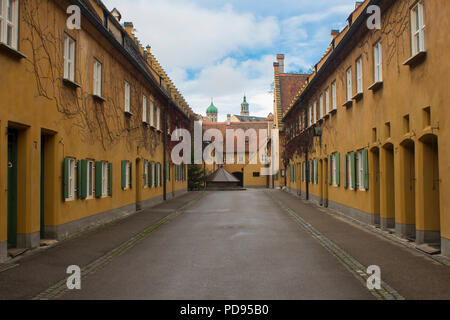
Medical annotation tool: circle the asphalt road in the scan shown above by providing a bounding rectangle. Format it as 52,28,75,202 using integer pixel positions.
61,189,374,300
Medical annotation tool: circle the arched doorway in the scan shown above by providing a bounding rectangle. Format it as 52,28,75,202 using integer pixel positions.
398,139,415,240
381,143,395,230
370,147,381,226
232,172,243,187
416,134,440,245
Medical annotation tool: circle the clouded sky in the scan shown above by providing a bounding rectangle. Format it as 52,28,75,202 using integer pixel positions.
102,0,356,121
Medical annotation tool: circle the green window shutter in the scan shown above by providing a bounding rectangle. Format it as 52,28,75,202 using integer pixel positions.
328,155,332,185
363,149,369,190
154,163,158,187
160,163,163,186
108,163,113,196
79,159,87,199
344,154,348,189
336,153,340,186
95,161,103,198
295,164,297,182
351,152,357,189
314,159,318,184
64,158,70,200
121,160,127,189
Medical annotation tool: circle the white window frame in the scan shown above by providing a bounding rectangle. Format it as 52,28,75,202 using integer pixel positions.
411,1,425,55
124,81,131,113
346,67,352,101
348,154,353,190
67,158,76,201
64,34,76,82
0,0,19,49
142,95,148,123
356,57,363,94
156,107,161,131
374,41,383,82
149,100,155,127
101,161,108,197
332,154,337,186
87,160,94,199
93,59,102,96
319,94,324,119
331,80,337,111
308,105,312,127
143,160,148,187
325,88,330,114
358,150,365,191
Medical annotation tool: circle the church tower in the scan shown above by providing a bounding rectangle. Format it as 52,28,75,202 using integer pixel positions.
206,99,218,122
240,96,249,116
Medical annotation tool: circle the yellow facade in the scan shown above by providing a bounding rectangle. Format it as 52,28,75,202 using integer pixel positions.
0,0,193,261
282,0,450,257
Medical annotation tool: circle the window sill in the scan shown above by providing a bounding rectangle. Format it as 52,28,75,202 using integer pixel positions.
124,110,133,116
92,94,106,102
342,100,353,108
352,92,363,101
368,81,383,92
403,51,426,68
62,78,81,89
324,113,330,119
330,108,337,115
0,43,27,60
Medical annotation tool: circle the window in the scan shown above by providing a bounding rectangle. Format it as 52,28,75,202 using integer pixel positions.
308,105,312,127
356,57,363,94
143,160,148,186
64,158,76,201
332,154,337,186
64,35,76,82
142,95,148,123
319,94,324,119
0,0,19,49
411,1,425,55
87,160,94,199
331,81,337,111
101,162,108,197
149,100,155,127
348,154,353,190
124,81,131,113
93,59,102,96
313,101,317,123
325,88,330,114
253,172,260,177
346,67,352,101
357,150,365,191
122,160,131,190
374,41,382,82
156,107,161,130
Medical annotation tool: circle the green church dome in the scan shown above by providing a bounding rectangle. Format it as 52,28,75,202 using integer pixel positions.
241,96,249,106
206,101,218,113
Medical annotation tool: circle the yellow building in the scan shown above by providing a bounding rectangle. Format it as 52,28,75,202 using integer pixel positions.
282,0,450,257
0,0,194,261
202,98,274,188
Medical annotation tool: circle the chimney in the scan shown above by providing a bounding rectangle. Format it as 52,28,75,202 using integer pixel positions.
355,1,363,9
276,54,285,73
331,29,339,40
227,114,231,126
124,22,134,36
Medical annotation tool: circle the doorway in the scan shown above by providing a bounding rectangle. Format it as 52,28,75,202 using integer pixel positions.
7,128,18,249
399,139,416,240
232,172,243,187
381,143,395,229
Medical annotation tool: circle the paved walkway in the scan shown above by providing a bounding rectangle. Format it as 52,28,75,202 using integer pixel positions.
0,189,449,300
